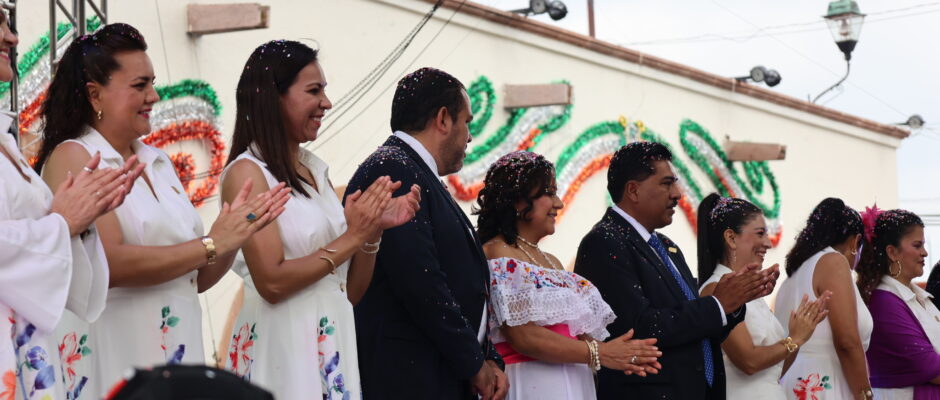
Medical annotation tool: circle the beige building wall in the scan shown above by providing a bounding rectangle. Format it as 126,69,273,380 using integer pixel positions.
12,0,905,363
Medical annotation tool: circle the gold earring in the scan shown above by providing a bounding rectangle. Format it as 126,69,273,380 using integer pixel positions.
891,260,902,278
96,109,103,120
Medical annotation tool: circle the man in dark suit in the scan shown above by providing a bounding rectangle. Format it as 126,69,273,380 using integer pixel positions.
346,68,507,400
927,260,940,309
574,142,776,399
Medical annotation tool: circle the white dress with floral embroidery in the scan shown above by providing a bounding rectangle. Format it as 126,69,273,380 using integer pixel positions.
222,149,360,400
61,128,207,399
487,257,616,400
0,118,109,400
774,247,873,400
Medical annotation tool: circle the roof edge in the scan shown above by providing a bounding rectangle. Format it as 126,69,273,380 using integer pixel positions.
423,0,909,139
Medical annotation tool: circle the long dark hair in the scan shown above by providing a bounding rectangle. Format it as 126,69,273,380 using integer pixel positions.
474,151,555,245
35,23,148,172
696,193,763,286
784,198,863,275
856,209,923,302
227,40,319,197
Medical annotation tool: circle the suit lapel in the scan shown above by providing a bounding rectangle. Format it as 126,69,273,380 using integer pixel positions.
604,209,687,301
385,136,487,269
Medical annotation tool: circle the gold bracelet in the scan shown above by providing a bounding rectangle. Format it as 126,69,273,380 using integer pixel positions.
201,236,217,265
782,336,798,353
319,255,337,274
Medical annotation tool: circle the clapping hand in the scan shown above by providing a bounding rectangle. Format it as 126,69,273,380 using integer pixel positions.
380,183,421,229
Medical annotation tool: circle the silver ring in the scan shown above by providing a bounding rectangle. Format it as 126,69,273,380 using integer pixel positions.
630,355,638,364
82,166,94,173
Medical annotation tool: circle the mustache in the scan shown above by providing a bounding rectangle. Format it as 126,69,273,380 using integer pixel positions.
667,201,678,208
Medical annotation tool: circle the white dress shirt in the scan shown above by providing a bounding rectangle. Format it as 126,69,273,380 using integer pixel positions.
611,205,727,325
393,131,489,344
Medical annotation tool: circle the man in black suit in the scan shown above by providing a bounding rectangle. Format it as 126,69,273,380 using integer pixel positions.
574,142,775,399
346,68,507,400
927,260,940,309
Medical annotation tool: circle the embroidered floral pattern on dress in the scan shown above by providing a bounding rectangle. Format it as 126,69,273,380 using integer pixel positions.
58,332,91,399
160,306,185,364
793,373,831,400
229,323,257,380
487,257,616,343
13,323,56,399
317,317,348,400
1,370,15,400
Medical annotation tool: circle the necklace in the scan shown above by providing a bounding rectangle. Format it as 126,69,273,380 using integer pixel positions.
516,236,560,270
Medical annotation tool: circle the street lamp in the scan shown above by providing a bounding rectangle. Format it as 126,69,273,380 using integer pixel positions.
735,66,782,87
812,0,866,103
509,0,568,21
824,0,865,61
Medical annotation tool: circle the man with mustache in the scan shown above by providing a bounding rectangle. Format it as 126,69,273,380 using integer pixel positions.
346,67,507,400
574,142,777,399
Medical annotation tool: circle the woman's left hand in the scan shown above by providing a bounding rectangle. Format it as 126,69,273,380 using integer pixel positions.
380,183,421,230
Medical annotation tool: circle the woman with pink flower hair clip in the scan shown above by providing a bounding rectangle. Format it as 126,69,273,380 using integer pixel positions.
856,207,940,399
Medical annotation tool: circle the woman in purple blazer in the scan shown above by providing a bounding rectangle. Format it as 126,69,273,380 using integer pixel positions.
857,207,940,399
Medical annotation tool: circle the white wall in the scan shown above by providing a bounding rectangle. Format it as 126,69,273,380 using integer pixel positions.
11,0,904,362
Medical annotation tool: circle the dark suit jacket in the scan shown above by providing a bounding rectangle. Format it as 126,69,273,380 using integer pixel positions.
927,262,940,310
345,136,497,400
574,208,745,400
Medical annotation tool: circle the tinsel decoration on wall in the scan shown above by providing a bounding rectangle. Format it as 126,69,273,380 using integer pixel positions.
450,76,783,246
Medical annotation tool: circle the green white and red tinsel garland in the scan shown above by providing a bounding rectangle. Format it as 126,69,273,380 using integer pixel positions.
449,75,783,246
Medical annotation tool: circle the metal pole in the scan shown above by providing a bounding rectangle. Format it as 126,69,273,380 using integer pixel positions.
2,1,18,145
587,0,595,38
49,0,56,75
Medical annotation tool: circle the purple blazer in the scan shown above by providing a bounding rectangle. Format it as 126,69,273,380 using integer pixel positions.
867,288,940,399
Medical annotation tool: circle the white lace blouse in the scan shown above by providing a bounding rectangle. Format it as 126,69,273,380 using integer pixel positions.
487,257,616,343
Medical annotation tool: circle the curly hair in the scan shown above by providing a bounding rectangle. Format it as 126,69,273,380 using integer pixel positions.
785,198,863,276
36,23,148,172
856,209,923,303
474,151,556,245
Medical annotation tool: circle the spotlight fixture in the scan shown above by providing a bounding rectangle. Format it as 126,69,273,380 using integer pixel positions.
734,66,782,87
897,114,925,130
510,0,568,21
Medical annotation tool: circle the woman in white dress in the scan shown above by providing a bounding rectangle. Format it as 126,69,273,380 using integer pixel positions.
856,208,940,398
220,40,420,400
775,198,874,400
474,151,661,400
696,193,830,400
0,12,144,400
35,24,290,398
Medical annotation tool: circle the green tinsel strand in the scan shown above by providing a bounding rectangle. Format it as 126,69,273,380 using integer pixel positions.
555,120,623,173
156,79,222,116
464,107,526,164
640,126,704,202
678,119,779,217
467,76,494,138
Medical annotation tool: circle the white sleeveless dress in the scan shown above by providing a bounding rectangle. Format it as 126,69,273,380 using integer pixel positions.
774,247,873,400
222,148,361,400
0,121,109,400
62,127,206,398
701,264,787,400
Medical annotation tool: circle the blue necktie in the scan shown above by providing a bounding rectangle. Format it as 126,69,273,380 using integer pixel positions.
648,233,715,387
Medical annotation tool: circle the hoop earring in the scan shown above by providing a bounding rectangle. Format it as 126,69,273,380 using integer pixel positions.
96,109,103,120
891,260,902,278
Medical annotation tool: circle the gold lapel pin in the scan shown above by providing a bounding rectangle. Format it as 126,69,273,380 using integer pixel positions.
668,247,677,254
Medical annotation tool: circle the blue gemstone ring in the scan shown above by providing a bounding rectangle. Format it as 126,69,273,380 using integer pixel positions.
246,212,258,222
